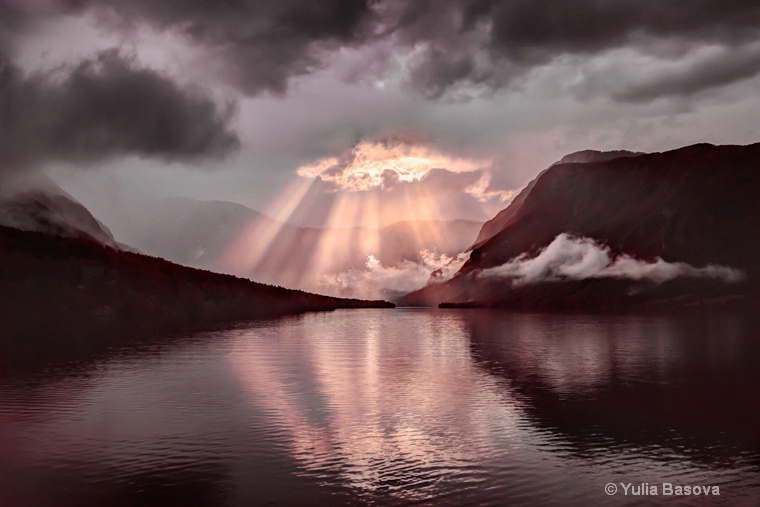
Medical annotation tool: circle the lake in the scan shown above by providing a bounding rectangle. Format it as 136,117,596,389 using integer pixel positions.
1,309,759,506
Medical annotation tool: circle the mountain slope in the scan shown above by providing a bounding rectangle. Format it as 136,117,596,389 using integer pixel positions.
472,150,642,247
0,181,121,249
125,196,277,267
111,196,482,295
0,225,393,347
401,143,760,310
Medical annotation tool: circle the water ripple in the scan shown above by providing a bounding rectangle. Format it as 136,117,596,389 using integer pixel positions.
1,309,758,506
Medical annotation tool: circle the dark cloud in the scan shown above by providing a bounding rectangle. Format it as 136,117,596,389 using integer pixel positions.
91,0,378,95
0,3,27,61
384,0,760,98
614,45,760,102
0,50,239,174
7,1,760,102
480,0,760,57
405,47,490,99
0,0,88,60
2,0,377,95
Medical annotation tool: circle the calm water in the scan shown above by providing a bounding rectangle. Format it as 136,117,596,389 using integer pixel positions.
1,309,759,506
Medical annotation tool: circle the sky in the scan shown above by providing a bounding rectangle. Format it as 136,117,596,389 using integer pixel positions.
4,1,760,228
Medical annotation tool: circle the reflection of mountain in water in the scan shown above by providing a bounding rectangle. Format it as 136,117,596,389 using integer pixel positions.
1,309,758,505
464,311,760,464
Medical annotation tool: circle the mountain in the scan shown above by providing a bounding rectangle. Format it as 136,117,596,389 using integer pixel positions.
401,143,760,311
378,219,482,265
111,196,482,295
0,178,122,249
472,150,642,247
0,224,393,351
122,196,277,268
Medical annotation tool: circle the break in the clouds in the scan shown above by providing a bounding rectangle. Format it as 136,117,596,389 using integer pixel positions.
482,234,745,285
296,137,491,192
5,0,760,233
290,137,514,225
0,50,239,175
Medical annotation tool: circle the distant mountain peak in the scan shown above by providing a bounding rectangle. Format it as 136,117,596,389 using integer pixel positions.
556,149,643,165
0,177,122,249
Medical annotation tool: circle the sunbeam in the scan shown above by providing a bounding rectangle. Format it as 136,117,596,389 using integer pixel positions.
219,139,505,297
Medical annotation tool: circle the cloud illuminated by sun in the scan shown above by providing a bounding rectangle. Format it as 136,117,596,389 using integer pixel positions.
221,137,522,295
297,138,492,192
464,172,519,203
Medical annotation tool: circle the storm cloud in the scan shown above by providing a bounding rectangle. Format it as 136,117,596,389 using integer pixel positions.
613,43,760,102
0,50,239,174
9,0,379,96
385,0,760,98
9,1,760,100
5,0,760,220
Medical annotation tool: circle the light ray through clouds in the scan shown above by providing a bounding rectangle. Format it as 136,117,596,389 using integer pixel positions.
221,178,315,282
297,138,493,191
218,138,503,298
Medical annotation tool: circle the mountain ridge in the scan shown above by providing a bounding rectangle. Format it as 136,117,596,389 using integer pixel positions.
401,142,760,310
0,224,393,350
102,195,483,294
0,180,122,249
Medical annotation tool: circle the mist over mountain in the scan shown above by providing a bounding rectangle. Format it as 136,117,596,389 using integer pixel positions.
103,196,483,297
0,176,122,249
0,181,395,348
0,173,482,300
5,141,757,311
401,142,760,311
117,196,273,268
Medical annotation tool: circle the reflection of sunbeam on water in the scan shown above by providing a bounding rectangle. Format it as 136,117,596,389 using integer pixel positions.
224,310,746,503
225,311,525,501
